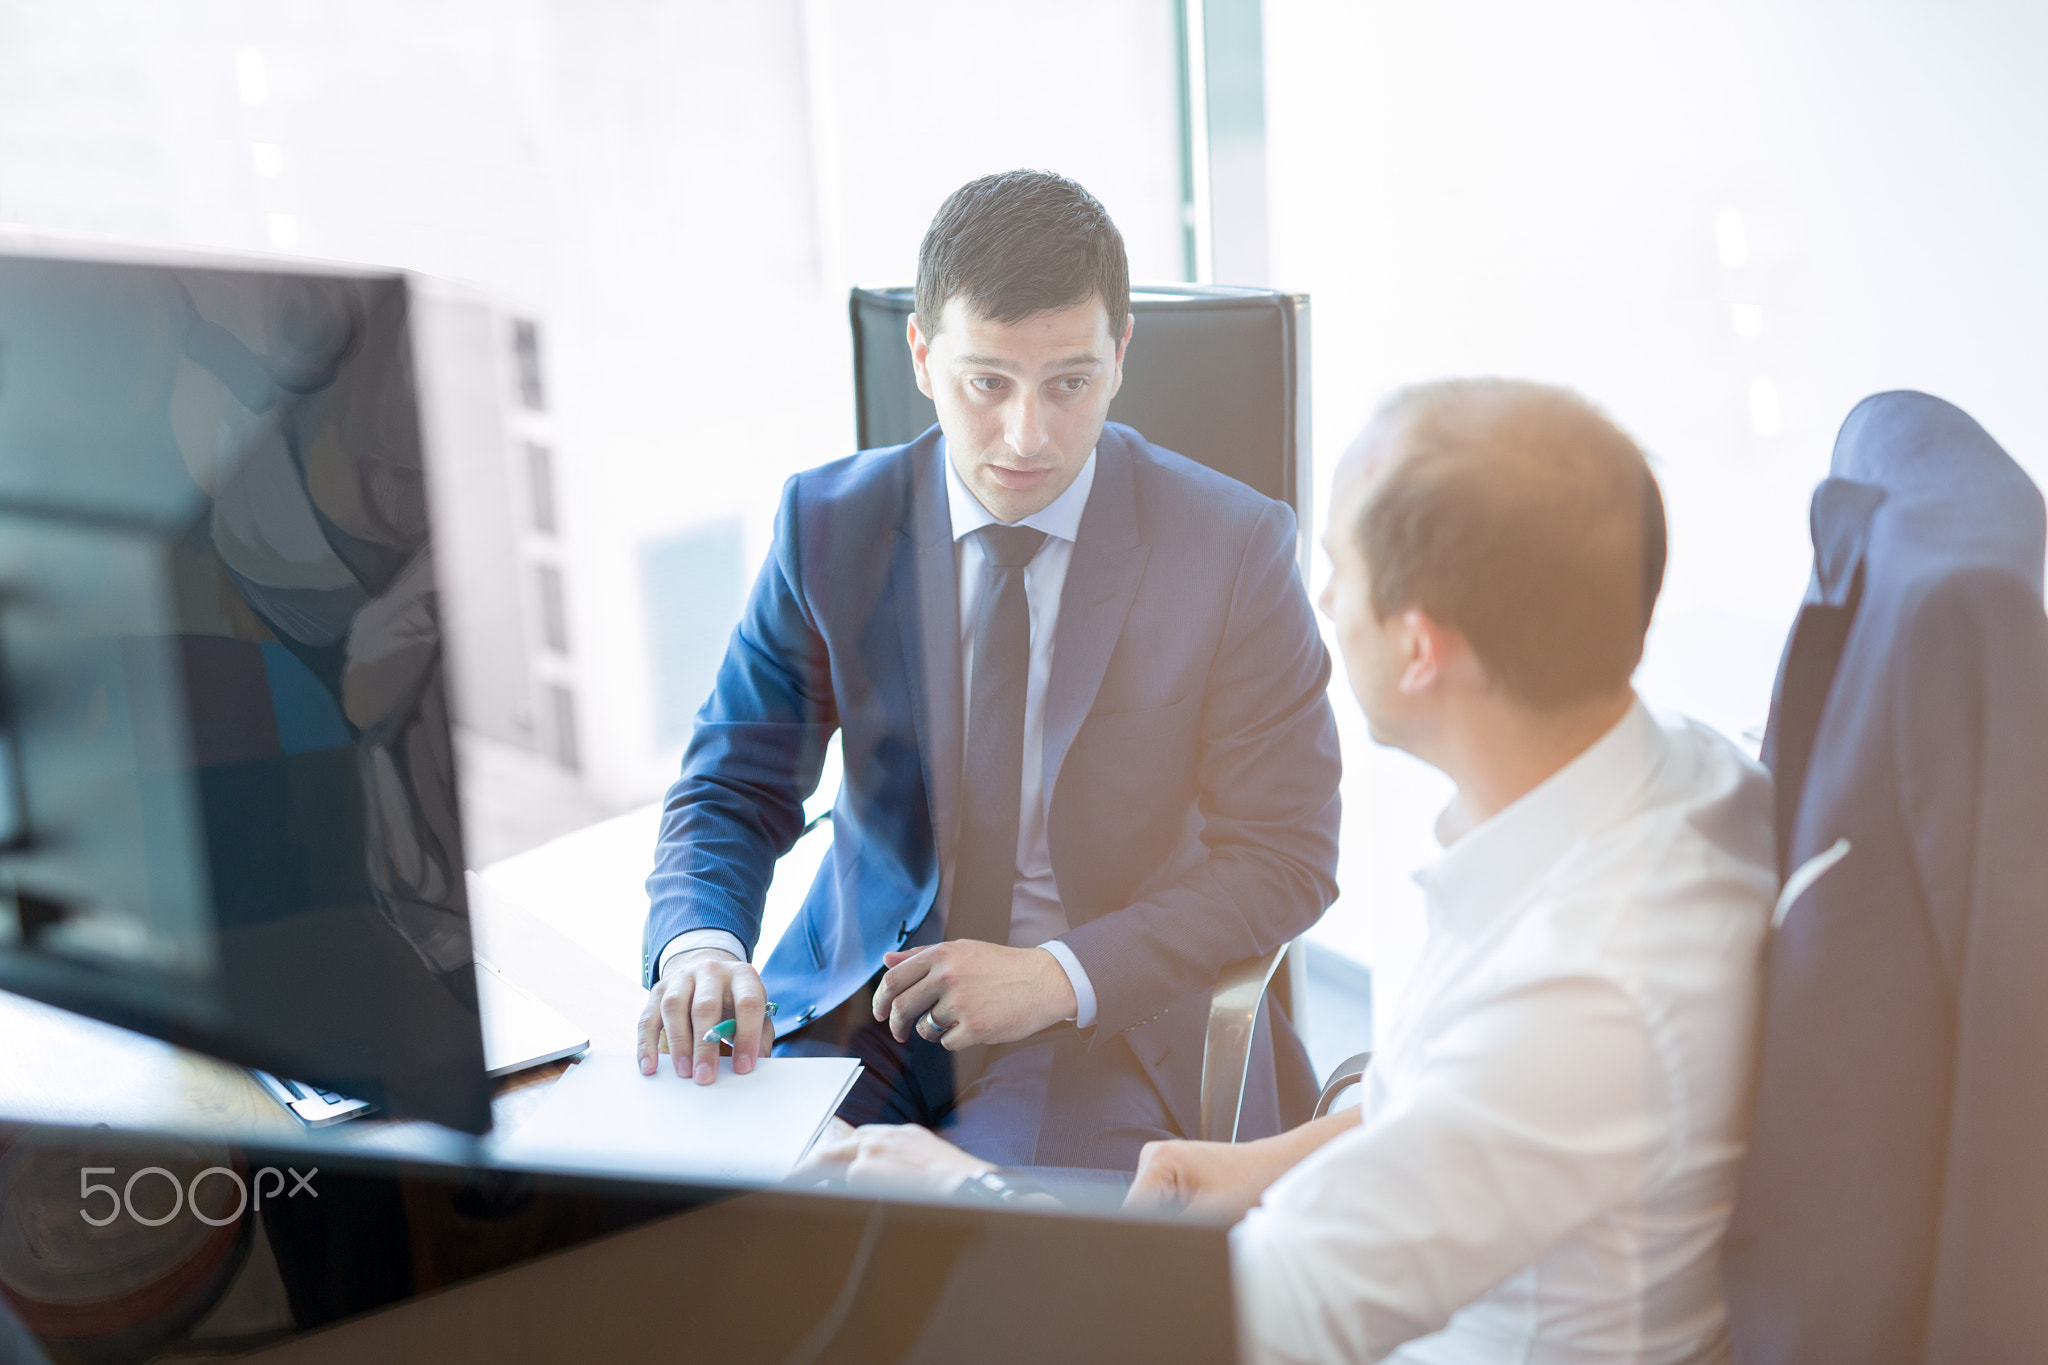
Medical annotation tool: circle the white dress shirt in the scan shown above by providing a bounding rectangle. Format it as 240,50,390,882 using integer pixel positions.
1232,700,1775,1365
661,445,1102,1028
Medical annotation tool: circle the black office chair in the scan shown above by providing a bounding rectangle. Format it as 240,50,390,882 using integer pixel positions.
849,283,1310,516
849,283,1314,1142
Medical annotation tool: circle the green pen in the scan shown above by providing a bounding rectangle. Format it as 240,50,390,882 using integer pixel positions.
701,1002,778,1045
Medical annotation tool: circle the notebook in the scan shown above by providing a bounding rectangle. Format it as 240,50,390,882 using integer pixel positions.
488,1052,863,1185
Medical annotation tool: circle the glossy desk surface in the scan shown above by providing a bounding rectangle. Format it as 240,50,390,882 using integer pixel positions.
0,818,1239,1365
0,800,834,1158
0,878,645,1163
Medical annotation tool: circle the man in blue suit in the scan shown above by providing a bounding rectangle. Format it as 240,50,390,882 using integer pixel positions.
636,170,1341,1170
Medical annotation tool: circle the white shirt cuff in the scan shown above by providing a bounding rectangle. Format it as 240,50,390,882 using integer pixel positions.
1039,938,1098,1028
656,928,748,980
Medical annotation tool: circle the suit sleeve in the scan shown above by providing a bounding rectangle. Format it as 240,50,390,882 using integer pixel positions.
1904,570,2048,1359
1059,498,1341,1038
641,475,838,986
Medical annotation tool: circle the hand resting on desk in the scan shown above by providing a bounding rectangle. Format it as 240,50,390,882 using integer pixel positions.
789,1105,1364,1223
799,1118,992,1194
1123,1108,1362,1220
637,947,772,1084
798,1120,1065,1210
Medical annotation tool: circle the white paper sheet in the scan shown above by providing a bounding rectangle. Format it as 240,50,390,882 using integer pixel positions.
489,1053,862,1185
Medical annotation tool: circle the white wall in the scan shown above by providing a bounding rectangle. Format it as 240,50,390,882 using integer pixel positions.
0,0,1184,812
1263,0,2048,1023
538,0,841,807
802,0,1185,290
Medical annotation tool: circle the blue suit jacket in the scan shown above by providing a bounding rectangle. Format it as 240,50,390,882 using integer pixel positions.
1723,392,2048,1362
643,423,1342,1137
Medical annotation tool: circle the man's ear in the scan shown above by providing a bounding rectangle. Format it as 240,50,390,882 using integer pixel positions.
1397,608,1447,695
1105,313,1135,401
907,313,935,400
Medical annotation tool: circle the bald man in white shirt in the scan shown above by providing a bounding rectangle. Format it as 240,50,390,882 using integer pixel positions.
1132,379,1776,1363
810,378,1776,1364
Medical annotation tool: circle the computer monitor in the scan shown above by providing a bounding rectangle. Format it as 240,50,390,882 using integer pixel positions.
0,247,492,1134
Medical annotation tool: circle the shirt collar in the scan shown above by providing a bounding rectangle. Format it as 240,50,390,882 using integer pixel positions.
1413,697,1665,938
942,439,1098,545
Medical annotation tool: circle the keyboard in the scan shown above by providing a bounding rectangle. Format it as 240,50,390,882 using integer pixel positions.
250,1069,374,1126
245,958,586,1127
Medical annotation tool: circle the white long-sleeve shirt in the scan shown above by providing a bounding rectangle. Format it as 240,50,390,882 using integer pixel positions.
1233,700,1774,1365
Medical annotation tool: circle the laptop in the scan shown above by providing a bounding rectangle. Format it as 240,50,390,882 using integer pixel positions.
253,957,590,1126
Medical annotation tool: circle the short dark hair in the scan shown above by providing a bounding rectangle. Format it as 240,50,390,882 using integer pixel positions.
1356,379,1667,711
915,170,1130,341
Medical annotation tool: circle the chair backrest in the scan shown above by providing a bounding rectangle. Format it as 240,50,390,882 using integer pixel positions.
1723,391,2048,1364
848,284,1310,527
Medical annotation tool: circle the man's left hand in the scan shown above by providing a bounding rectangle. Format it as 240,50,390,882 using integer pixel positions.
872,941,1077,1049
796,1121,995,1196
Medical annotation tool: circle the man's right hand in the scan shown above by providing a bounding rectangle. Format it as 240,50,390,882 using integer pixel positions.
637,947,772,1085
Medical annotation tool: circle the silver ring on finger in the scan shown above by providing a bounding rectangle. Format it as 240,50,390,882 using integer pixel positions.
920,1010,949,1037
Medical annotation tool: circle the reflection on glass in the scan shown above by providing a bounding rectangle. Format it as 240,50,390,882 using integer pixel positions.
0,253,487,1131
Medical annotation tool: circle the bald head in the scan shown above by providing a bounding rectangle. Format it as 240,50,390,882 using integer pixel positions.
1336,379,1665,711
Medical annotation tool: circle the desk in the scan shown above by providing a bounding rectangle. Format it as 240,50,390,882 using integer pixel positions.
0,881,643,1165
232,1177,1236,1365
0,804,835,1169
0,877,670,1353
469,799,828,995
0,819,1239,1365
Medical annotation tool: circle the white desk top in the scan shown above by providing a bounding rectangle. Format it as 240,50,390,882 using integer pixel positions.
0,809,831,1164
0,881,647,1165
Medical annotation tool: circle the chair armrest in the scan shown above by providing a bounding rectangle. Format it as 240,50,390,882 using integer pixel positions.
1199,942,1291,1143
1312,1050,1374,1120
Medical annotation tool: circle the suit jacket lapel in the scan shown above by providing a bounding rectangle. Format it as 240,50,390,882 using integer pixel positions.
1044,432,1149,806
894,435,963,880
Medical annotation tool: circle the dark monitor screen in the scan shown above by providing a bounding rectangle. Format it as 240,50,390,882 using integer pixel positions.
0,250,490,1134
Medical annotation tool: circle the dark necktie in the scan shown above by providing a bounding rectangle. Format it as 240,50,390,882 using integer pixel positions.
948,523,1048,947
